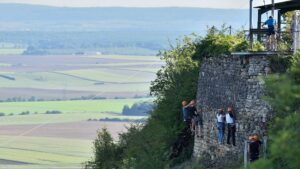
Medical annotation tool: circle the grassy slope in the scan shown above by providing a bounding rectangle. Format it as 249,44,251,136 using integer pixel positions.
0,135,92,169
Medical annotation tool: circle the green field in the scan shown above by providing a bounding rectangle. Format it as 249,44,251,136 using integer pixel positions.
0,98,149,125
0,55,162,100
0,135,92,169
0,69,153,92
0,99,148,114
0,99,149,168
0,54,159,168
89,54,161,61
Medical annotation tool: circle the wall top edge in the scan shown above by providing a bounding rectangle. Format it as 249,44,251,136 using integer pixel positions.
231,51,292,57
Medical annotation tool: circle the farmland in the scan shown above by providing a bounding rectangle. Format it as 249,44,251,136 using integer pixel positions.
0,54,162,168
0,99,149,126
0,99,149,115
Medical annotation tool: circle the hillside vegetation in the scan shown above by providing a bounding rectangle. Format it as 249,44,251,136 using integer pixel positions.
85,27,248,169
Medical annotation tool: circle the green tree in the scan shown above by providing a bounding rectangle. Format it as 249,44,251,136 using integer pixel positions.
85,128,122,169
249,53,300,169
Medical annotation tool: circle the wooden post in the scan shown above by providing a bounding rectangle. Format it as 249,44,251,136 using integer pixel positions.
272,0,275,17
263,136,268,159
249,0,253,49
244,140,248,169
258,9,262,42
277,10,282,41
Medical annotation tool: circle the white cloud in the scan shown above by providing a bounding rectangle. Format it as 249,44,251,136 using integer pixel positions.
0,0,290,9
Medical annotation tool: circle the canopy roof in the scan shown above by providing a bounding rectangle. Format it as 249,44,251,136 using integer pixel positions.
255,0,300,13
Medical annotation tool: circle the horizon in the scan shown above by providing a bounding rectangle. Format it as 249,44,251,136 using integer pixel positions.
0,0,290,9
0,3,249,9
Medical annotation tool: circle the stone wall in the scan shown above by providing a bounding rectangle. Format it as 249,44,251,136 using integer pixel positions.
193,54,273,168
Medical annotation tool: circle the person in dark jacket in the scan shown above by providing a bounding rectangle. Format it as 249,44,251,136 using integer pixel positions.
249,134,262,162
188,100,197,133
226,106,236,146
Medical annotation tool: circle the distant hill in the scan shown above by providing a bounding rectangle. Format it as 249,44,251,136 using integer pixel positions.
0,4,250,31
0,4,249,21
0,4,252,55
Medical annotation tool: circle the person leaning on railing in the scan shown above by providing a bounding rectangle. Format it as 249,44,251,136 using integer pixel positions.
263,16,276,37
263,16,277,51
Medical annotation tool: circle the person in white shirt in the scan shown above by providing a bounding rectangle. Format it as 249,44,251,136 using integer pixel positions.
226,106,236,146
216,108,225,144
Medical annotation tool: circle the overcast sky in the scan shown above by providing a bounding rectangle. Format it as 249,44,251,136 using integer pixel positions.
0,0,289,9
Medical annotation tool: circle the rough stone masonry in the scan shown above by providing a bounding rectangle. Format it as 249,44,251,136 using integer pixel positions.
193,53,273,168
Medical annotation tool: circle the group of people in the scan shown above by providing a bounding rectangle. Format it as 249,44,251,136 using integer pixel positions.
181,100,201,137
216,107,236,146
181,101,236,145
181,101,262,162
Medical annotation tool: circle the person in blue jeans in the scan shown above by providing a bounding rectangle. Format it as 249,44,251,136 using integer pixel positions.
216,108,225,144
182,101,191,129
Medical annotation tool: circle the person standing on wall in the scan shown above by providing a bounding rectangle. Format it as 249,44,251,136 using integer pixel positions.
263,16,276,51
216,108,225,144
249,134,262,162
226,106,236,146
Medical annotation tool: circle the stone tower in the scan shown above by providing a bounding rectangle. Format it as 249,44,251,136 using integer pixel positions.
193,53,273,168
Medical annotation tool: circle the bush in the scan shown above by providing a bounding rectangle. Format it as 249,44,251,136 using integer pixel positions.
0,113,5,116
194,26,248,60
45,110,62,114
19,111,30,115
122,102,154,116
251,41,265,52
